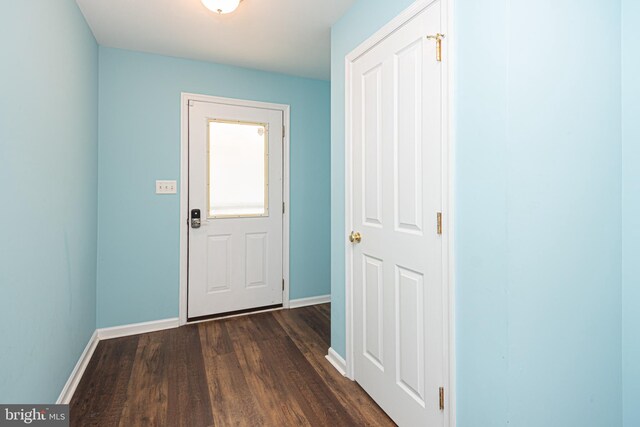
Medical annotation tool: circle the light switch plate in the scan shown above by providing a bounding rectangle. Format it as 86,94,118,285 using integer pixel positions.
156,180,177,194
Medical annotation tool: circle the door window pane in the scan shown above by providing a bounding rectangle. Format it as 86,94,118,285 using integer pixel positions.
208,120,268,218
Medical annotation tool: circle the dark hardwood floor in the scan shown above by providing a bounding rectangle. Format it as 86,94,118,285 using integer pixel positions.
70,304,395,426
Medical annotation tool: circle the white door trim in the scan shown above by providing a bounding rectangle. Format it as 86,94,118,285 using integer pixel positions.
343,1,455,425
180,93,291,325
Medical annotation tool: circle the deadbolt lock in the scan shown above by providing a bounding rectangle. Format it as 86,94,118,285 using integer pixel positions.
191,209,202,229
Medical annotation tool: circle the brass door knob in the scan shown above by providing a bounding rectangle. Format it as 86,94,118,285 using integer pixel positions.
349,231,362,244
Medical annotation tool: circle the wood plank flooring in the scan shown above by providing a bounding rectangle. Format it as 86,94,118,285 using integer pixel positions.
70,304,395,426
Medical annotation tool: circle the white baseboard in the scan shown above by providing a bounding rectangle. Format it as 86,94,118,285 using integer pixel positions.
97,318,180,340
57,330,99,404
289,294,331,309
58,318,181,403
325,347,347,376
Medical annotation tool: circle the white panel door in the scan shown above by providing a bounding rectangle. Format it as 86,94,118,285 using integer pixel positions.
188,100,283,318
351,1,445,425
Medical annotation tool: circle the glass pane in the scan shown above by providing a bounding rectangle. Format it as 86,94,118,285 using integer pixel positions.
208,120,268,218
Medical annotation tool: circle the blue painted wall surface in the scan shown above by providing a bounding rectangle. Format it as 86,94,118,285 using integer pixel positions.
0,0,98,402
502,2,621,426
97,48,331,328
454,1,510,423
332,0,622,425
622,0,640,425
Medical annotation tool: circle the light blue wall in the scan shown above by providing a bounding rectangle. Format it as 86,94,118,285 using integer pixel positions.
454,1,510,423
499,2,621,426
97,48,331,328
622,0,640,425
332,0,622,425
0,0,98,403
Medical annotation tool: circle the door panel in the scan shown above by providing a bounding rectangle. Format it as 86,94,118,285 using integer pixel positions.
351,1,445,425
188,101,283,318
363,65,384,228
207,234,231,293
395,265,425,404
363,254,384,369
395,40,424,234
245,232,268,288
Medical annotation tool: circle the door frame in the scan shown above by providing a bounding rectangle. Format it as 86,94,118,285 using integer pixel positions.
343,0,455,425
179,92,291,325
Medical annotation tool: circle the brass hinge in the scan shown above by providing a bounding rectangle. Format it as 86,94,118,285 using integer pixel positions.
437,212,443,235
439,387,445,411
426,33,446,62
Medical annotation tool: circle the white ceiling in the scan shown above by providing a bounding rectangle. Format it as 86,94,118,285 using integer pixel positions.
76,0,356,80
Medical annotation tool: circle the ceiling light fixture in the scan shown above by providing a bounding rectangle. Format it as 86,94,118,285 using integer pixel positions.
201,0,241,14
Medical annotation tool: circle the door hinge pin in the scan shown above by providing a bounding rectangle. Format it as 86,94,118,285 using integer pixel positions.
426,33,445,62
439,387,445,411
437,212,443,235
282,279,285,290
283,202,285,214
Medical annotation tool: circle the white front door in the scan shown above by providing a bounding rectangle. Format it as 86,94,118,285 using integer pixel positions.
350,1,446,425
188,100,284,319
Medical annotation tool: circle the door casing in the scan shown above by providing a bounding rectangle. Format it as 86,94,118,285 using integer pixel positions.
342,0,455,426
180,93,291,325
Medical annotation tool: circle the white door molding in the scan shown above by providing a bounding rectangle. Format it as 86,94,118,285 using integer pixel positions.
342,0,455,425
180,93,291,325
